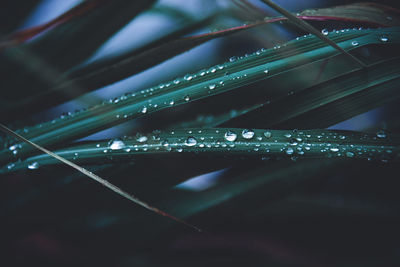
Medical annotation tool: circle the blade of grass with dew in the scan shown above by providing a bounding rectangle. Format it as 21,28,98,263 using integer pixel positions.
0,14,218,122
261,0,367,68
142,35,400,132
3,128,399,173
4,2,398,122
58,2,398,93
0,123,202,232
2,27,396,164
222,54,400,129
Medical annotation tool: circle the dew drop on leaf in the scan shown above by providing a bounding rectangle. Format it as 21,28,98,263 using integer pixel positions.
184,74,193,81
351,41,359,46
380,35,389,42
224,131,237,142
208,84,216,90
8,144,18,151
289,138,298,146
28,162,39,170
242,129,255,139
184,95,190,101
162,140,169,147
263,131,272,138
108,139,125,150
7,163,15,170
285,147,294,155
185,137,197,147
376,130,387,139
137,135,148,143
330,147,339,152
346,151,355,158
321,29,329,35
141,106,147,114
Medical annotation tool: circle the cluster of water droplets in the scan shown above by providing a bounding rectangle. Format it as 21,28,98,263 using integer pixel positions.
95,129,396,161
12,26,394,149
8,143,22,156
1,128,396,174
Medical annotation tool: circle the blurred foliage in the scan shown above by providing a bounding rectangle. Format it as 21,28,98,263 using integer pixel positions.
1,0,400,266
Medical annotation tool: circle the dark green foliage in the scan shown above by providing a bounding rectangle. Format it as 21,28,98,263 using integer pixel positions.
1,1,400,266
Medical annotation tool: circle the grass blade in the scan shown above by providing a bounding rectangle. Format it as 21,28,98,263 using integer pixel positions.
1,27,398,164
261,0,367,68
3,128,399,172
3,3,399,122
222,54,400,129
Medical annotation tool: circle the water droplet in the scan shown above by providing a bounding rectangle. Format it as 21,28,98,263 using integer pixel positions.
380,35,389,42
169,100,175,106
173,79,180,84
263,131,272,138
108,139,125,150
137,135,148,143
242,129,255,139
208,84,216,90
330,147,339,152
28,162,39,170
184,74,193,81
346,151,355,158
7,163,15,170
184,95,190,101
8,144,18,151
229,56,237,62
289,138,298,146
284,133,292,138
162,140,169,147
185,137,197,146
224,131,237,142
263,69,269,74
177,148,183,152
321,29,329,35
376,130,386,139
141,106,147,114
286,147,294,155
351,41,359,46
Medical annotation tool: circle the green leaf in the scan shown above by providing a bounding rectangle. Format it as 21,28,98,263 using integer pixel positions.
3,128,399,173
1,27,399,164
